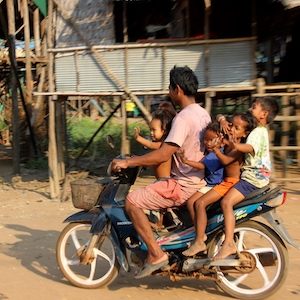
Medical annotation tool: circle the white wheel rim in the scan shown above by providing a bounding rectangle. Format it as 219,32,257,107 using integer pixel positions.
59,224,116,286
214,226,283,296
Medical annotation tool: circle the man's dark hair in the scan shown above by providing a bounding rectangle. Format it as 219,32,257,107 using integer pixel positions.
169,66,199,96
252,97,279,124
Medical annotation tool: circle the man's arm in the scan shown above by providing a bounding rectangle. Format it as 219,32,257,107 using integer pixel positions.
111,142,178,170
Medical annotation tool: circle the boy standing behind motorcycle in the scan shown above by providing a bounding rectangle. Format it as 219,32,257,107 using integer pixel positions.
213,96,279,260
112,66,211,278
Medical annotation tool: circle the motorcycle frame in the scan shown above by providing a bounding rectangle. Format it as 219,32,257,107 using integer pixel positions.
63,177,300,272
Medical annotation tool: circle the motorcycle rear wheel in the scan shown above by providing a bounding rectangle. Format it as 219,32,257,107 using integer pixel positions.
56,222,120,288
207,220,289,300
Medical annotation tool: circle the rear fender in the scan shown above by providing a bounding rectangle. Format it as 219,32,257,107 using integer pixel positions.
262,210,300,249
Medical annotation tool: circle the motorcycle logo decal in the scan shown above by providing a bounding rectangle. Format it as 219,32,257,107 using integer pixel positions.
216,209,247,223
116,221,132,225
157,227,195,245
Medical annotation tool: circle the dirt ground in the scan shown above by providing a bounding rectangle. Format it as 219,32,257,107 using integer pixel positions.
1,145,300,300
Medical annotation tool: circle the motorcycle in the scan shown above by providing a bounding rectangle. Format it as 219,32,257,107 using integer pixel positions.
56,137,300,300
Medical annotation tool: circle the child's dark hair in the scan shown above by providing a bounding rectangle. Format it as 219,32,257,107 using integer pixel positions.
152,109,174,140
232,111,257,142
206,121,221,135
169,66,199,96
252,97,279,124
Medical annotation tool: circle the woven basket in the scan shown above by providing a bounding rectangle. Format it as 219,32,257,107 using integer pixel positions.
70,178,104,210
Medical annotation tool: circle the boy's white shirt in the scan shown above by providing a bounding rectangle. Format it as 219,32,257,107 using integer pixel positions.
241,126,271,188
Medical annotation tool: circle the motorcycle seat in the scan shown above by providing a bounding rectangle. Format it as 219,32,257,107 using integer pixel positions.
206,185,281,217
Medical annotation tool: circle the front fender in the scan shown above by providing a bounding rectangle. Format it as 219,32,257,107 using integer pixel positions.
64,209,108,234
109,226,128,271
63,210,98,223
90,212,128,272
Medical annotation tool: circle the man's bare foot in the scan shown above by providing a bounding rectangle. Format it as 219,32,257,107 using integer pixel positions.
212,243,236,260
182,235,207,256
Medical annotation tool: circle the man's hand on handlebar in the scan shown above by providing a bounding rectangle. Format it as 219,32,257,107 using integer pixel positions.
112,158,129,172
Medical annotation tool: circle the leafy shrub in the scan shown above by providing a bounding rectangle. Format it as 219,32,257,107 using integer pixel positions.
67,117,149,159
23,157,48,170
0,120,7,132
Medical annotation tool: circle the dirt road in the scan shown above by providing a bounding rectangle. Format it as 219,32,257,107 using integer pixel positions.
0,157,300,300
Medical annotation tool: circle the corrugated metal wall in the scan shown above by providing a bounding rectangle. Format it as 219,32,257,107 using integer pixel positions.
55,39,254,93
209,42,253,87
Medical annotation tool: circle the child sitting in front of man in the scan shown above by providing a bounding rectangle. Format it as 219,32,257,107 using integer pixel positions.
181,111,257,257
134,107,176,180
212,96,279,260
134,106,176,228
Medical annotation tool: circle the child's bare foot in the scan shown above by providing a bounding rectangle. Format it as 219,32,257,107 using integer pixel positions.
182,235,207,256
212,243,236,260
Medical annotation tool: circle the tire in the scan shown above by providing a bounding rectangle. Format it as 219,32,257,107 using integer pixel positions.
207,220,289,300
56,222,120,289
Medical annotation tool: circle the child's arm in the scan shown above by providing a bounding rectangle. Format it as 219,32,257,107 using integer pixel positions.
178,148,205,169
134,127,161,150
212,137,241,166
216,114,231,135
231,143,254,155
224,139,254,155
212,148,238,166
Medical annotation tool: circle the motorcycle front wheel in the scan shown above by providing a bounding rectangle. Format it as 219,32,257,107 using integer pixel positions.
56,222,120,288
208,220,289,300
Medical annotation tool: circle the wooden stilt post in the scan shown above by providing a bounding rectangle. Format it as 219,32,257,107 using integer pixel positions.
22,0,33,112
6,0,20,174
47,0,60,199
56,96,66,182
204,0,211,88
281,95,290,178
296,90,300,167
121,97,130,155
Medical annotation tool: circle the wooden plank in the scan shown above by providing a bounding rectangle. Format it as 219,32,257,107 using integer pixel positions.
253,92,300,96
271,177,300,182
270,146,300,150
274,116,300,121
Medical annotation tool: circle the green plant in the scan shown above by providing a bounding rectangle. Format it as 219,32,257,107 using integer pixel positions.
0,120,7,132
66,117,149,158
23,157,48,170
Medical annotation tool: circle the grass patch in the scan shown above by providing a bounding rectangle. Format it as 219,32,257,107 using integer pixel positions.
67,117,150,159
23,157,48,170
